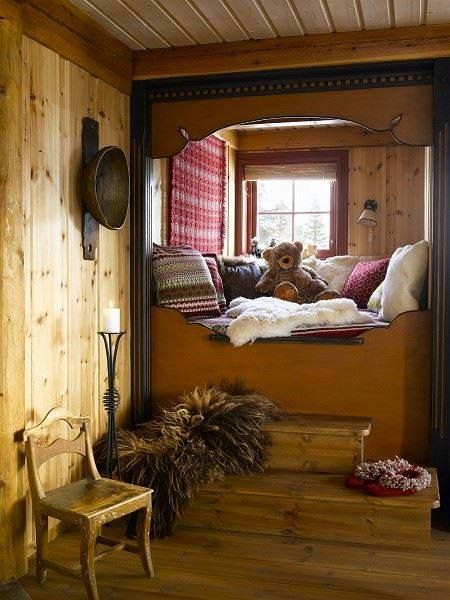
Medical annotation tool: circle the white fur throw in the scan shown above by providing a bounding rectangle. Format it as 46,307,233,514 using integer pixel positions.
225,297,374,347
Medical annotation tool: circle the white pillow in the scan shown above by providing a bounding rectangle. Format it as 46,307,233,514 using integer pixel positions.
367,281,384,313
378,240,428,322
303,255,383,294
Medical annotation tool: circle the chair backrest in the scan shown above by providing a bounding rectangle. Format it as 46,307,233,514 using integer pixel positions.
23,407,101,501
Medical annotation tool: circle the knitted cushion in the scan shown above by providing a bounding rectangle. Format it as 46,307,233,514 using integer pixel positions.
204,256,226,313
152,244,221,317
342,258,390,309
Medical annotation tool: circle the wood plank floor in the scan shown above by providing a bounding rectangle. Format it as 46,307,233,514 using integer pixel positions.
21,517,450,600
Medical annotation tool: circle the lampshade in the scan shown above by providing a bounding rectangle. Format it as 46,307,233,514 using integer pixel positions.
358,209,377,227
357,199,378,227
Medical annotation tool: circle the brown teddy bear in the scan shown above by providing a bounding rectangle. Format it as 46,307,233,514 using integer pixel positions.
255,241,340,304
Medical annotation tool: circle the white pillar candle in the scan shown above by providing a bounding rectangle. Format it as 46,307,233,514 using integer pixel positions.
102,304,120,333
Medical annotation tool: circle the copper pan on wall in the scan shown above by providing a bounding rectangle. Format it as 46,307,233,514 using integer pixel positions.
82,145,129,230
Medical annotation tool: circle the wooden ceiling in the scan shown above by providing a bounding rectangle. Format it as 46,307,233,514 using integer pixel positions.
68,0,450,51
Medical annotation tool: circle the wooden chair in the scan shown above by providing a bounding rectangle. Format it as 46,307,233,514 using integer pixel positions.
24,407,154,600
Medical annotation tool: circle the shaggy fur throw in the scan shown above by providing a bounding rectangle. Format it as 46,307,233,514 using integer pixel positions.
94,383,283,538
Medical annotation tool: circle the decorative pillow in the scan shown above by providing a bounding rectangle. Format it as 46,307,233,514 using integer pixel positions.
367,281,384,313
152,244,221,317
303,254,384,294
204,256,226,313
342,258,390,309
379,240,429,322
221,261,263,305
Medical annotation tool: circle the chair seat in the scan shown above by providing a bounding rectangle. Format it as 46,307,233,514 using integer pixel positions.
41,478,152,521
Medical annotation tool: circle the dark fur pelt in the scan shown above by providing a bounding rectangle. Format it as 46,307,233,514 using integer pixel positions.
94,382,283,538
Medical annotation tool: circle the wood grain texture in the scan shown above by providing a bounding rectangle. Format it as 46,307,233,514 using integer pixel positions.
22,37,131,548
0,0,132,93
151,306,431,463
24,411,152,599
236,125,398,151
134,23,450,79
0,17,27,582
180,470,439,548
264,414,371,473
151,85,432,158
348,146,426,255
20,522,450,600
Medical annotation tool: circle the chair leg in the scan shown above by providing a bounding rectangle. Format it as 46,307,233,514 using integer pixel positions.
80,520,100,600
136,505,154,578
35,513,48,584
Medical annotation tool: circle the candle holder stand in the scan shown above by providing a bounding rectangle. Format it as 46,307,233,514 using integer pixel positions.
98,331,125,479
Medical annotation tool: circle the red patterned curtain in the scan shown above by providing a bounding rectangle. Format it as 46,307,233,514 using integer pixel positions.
169,135,226,253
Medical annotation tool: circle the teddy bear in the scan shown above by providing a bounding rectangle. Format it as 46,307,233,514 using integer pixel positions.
255,241,340,304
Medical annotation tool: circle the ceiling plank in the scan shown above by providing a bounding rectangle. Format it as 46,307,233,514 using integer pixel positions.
260,0,303,37
84,0,169,48
123,0,197,47
394,0,422,27
68,0,145,49
161,0,222,44
360,0,390,29
11,0,133,93
427,0,450,25
292,0,332,34
327,0,361,31
236,126,398,151
133,23,450,80
191,0,249,42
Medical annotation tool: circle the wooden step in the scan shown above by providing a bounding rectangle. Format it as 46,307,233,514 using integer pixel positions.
180,469,439,549
264,413,372,473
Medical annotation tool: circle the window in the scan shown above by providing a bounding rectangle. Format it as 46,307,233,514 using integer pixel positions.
236,150,348,257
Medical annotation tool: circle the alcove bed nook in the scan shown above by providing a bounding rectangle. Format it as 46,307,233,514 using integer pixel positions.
130,62,439,464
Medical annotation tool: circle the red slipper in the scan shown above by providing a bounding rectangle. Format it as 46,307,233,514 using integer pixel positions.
345,474,368,489
365,482,416,497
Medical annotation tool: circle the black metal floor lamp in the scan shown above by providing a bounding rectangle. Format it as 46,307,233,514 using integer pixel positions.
98,330,125,479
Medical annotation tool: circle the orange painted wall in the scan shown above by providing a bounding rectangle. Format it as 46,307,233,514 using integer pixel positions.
151,307,431,464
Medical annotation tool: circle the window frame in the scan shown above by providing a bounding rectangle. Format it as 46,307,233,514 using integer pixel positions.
235,149,348,257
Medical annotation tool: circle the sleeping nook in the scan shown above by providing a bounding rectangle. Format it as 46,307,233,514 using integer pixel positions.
1,2,450,599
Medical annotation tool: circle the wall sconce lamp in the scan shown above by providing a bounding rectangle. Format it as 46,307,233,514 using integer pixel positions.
357,199,378,244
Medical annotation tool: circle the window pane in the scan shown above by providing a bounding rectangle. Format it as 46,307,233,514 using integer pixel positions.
256,179,292,212
294,179,332,212
295,213,330,249
258,214,292,247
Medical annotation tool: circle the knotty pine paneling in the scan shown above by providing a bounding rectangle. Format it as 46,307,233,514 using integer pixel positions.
348,146,426,256
22,37,130,547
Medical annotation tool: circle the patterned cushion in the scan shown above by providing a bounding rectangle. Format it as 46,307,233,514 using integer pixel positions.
342,258,390,309
204,256,226,313
152,244,221,317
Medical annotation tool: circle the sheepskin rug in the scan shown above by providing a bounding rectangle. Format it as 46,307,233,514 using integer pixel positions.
95,383,283,538
226,296,374,347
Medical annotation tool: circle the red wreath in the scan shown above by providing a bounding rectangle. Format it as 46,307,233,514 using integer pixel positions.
345,458,431,497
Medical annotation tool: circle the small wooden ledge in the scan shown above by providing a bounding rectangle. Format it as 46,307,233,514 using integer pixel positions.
208,334,365,345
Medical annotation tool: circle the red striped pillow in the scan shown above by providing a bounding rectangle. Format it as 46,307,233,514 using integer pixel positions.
153,244,221,318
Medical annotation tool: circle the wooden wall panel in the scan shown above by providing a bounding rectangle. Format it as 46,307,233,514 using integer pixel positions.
348,146,426,256
22,37,130,547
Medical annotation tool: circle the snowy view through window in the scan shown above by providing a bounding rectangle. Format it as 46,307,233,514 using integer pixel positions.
256,178,333,250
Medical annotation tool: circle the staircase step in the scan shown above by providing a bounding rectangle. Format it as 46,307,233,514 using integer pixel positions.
264,413,372,473
180,470,439,549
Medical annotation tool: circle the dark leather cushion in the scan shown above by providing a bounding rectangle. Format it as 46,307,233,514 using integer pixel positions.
222,261,263,304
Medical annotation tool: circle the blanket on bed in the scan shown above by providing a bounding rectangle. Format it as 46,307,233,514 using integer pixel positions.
225,297,375,347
